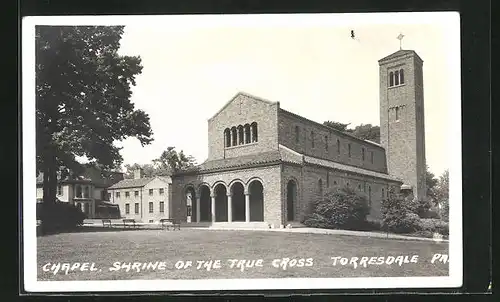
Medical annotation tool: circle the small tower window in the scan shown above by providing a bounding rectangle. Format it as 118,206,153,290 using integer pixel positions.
295,126,300,143
325,135,328,151
382,188,385,198
348,143,351,157
400,69,405,84
395,107,400,121
371,151,374,164
389,72,394,87
337,139,340,154
395,70,400,85
362,148,365,161
237,125,244,145
311,131,315,148
251,122,258,142
326,173,330,187
244,124,251,144
368,186,372,206
318,179,323,196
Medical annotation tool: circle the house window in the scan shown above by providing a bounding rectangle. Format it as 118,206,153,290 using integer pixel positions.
135,203,139,214
83,186,90,198
224,128,231,147
400,69,405,84
134,191,139,197
149,189,153,196
125,191,130,198
295,126,300,143
311,131,315,148
348,144,351,157
389,71,394,87
116,192,120,198
371,151,374,164
125,203,130,214
325,135,328,151
238,125,244,145
107,192,111,200
149,219,154,223
251,122,258,142
358,184,362,190
231,127,237,146
160,201,165,213
159,188,164,195
395,107,399,121
76,185,82,198
57,185,62,196
149,202,153,213
337,139,340,154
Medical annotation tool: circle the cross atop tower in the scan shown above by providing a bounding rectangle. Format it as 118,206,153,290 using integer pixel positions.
397,33,405,50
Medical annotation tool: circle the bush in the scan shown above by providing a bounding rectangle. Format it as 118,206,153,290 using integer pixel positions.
381,192,420,233
420,208,441,219
303,186,370,230
418,218,449,235
440,200,449,222
37,201,86,233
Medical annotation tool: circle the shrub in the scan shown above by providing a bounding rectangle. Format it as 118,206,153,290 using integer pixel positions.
381,192,420,233
38,201,86,233
303,186,370,230
418,218,449,235
440,200,449,222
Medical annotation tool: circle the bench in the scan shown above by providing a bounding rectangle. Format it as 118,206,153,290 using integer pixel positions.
102,219,112,227
122,219,138,228
160,218,181,231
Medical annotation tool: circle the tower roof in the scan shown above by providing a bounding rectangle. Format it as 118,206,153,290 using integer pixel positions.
378,49,423,64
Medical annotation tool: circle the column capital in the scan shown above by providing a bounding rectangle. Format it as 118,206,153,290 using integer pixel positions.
244,190,250,195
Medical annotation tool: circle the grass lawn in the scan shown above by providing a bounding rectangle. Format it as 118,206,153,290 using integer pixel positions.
37,228,449,281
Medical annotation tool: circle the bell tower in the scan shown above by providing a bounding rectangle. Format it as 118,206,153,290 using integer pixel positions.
379,46,427,201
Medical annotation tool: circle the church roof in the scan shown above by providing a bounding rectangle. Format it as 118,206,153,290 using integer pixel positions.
175,145,401,183
378,49,423,63
209,91,278,121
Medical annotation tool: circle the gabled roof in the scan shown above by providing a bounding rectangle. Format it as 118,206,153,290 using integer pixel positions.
108,176,170,190
378,49,423,63
208,91,279,121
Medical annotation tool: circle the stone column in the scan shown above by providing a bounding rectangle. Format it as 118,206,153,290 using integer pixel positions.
211,194,216,223
243,129,247,144
196,196,201,223
245,192,250,222
227,194,232,223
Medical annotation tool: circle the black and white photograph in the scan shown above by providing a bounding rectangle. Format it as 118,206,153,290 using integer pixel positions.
22,12,462,292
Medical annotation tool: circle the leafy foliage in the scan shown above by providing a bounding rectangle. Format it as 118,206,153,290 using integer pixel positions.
37,201,86,234
303,186,370,230
380,190,420,233
323,121,380,143
36,26,153,220
123,147,197,178
323,121,351,132
418,218,449,236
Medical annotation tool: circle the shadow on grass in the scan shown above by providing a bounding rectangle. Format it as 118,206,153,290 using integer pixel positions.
37,225,167,237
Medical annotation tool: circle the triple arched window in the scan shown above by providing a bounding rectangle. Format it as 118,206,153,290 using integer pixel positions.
224,122,258,148
389,69,405,87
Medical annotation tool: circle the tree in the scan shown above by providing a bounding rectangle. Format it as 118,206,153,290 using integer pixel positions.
123,163,158,179
152,147,197,174
323,121,350,132
323,121,380,143
36,26,153,218
434,170,449,221
425,165,439,205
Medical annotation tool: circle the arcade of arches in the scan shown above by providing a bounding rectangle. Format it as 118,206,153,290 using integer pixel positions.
184,179,265,223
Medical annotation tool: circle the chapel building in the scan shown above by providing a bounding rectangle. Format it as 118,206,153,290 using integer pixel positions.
171,49,427,228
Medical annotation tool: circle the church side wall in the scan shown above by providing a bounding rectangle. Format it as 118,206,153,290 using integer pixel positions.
278,110,388,174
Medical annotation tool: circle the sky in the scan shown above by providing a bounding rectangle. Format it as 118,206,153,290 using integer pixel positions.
111,13,460,176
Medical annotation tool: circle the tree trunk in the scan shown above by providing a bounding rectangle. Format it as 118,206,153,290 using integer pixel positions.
41,144,58,234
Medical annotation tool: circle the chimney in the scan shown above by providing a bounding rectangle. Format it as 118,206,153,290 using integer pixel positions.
134,168,143,179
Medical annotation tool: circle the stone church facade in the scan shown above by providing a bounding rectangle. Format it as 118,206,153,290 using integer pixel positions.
171,49,426,228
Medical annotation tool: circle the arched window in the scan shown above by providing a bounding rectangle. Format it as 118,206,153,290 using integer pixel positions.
389,72,394,87
399,69,405,84
237,125,244,145
382,188,385,198
395,70,400,85
371,151,374,164
244,124,251,144
362,148,365,161
395,107,400,121
318,179,323,196
311,131,315,148
295,126,300,143
348,143,351,157
326,173,330,187
231,127,237,146
368,186,372,206
251,122,258,142
337,139,340,154
224,128,231,147
325,135,328,151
